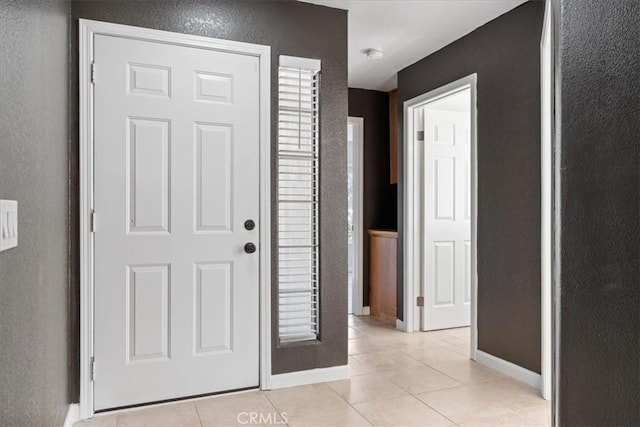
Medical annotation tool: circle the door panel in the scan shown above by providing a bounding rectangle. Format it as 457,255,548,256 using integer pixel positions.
93,34,260,410
423,102,471,331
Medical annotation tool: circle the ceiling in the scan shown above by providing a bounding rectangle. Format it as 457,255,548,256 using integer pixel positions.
299,0,527,91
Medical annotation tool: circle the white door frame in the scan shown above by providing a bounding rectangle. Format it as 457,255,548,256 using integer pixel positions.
540,0,554,402
402,74,478,359
79,19,271,419
347,117,364,315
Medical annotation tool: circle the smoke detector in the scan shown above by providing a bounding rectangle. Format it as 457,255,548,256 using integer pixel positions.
364,48,384,59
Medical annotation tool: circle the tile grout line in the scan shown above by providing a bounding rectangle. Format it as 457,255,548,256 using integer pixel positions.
192,401,204,427
323,381,374,427
260,389,291,427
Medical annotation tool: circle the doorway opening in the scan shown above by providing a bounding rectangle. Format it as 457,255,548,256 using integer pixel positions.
347,117,364,316
403,74,478,354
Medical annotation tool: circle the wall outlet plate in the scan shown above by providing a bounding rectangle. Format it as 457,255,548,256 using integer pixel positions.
0,200,18,252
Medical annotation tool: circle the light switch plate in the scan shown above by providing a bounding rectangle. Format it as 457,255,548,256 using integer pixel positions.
0,200,18,252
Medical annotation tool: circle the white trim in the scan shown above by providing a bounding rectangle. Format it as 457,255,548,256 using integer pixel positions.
63,404,80,427
362,306,370,316
79,19,271,419
269,365,350,389
402,74,478,361
348,117,365,316
540,0,554,402
476,350,542,390
279,55,321,72
396,318,408,332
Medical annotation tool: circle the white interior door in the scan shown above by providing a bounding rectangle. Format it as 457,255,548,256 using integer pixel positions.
422,101,471,331
93,34,260,410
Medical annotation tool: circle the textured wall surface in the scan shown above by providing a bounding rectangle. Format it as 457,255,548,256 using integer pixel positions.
557,0,640,424
348,88,397,307
0,0,71,425
396,1,544,373
70,0,348,378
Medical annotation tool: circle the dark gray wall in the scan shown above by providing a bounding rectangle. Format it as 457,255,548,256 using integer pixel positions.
556,0,640,424
0,0,71,425
70,0,348,378
348,88,397,307
396,1,544,373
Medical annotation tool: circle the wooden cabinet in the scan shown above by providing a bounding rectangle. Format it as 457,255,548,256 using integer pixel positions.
369,229,397,325
389,89,398,184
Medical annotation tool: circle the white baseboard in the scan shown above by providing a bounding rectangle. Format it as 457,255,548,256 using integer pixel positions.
362,306,370,315
63,403,80,427
475,350,541,390
269,365,350,390
396,318,408,331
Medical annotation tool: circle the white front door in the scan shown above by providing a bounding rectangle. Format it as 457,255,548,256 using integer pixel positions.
93,34,260,410
422,98,471,331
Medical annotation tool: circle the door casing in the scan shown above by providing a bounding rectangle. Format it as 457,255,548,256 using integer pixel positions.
79,19,271,419
402,75,478,354
347,117,364,316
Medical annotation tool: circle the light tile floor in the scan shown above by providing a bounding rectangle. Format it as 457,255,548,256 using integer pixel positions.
76,315,549,427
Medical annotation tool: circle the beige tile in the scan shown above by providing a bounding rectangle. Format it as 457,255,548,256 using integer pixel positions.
349,355,382,376
117,402,200,427
348,315,369,327
458,412,542,427
74,413,118,427
348,338,388,355
285,404,372,426
478,379,546,412
400,345,467,365
381,365,462,394
517,403,551,426
383,332,451,349
327,373,410,404
358,316,388,326
196,391,282,426
439,343,471,358
264,383,347,412
354,396,453,426
416,384,513,424
353,350,425,371
349,327,366,340
443,327,471,339
353,325,402,339
428,360,507,384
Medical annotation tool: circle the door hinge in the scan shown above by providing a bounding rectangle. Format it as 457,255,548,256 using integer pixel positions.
91,357,96,381
90,210,96,233
416,296,424,307
416,130,425,142
91,62,96,84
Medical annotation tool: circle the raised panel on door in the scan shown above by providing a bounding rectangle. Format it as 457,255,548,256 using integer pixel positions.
127,117,170,234
194,123,233,233
434,157,455,221
433,241,455,306
126,264,170,362
127,63,171,98
194,262,233,355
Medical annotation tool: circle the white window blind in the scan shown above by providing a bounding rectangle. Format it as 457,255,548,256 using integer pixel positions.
277,56,321,343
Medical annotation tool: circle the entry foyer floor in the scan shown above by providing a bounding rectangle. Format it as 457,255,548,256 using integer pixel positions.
77,315,548,426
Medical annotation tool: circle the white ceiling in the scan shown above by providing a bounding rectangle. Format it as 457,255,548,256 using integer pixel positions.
299,0,527,91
